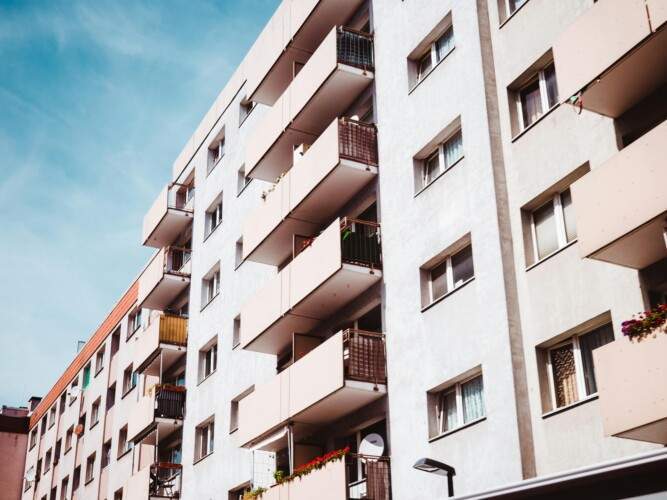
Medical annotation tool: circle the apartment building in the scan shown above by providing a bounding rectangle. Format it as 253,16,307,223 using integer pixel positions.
1,405,30,499
20,0,666,499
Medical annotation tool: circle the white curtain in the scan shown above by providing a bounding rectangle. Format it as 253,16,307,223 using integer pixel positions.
533,201,558,259
443,131,463,169
560,189,577,242
440,391,458,432
462,376,485,423
436,28,454,61
520,80,542,127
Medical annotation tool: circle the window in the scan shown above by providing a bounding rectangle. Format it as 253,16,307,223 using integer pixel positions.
114,488,123,500
128,309,142,338
122,365,137,395
117,425,133,457
195,419,215,461
69,378,79,405
54,439,62,466
418,129,463,189
530,188,576,261
48,406,56,428
199,341,218,382
414,25,455,85
30,428,37,449
422,243,474,307
50,487,57,500
232,316,241,348
72,465,80,491
111,328,120,357
235,238,244,268
505,0,529,18
40,415,47,436
208,131,225,172
202,267,220,307
106,383,116,411
78,414,86,437
82,363,91,390
65,426,74,452
430,373,485,437
205,195,223,237
44,448,52,472
237,164,252,195
239,99,256,126
95,347,105,375
515,62,558,131
101,440,112,468
59,392,66,415
85,453,95,483
230,387,253,434
91,398,101,427
546,323,614,410
60,477,68,500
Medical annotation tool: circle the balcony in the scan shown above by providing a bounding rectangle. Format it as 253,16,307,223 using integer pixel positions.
238,330,386,448
133,314,188,374
241,218,382,354
243,118,378,265
125,463,182,500
138,247,191,310
259,454,391,500
553,0,667,117
244,0,368,105
246,26,374,181
128,385,186,444
594,332,667,444
570,121,666,269
142,183,194,248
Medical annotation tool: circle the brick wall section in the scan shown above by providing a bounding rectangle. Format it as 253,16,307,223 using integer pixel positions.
29,280,139,430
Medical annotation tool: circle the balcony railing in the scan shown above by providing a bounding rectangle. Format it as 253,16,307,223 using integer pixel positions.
338,118,378,166
343,330,387,386
346,454,392,500
150,463,182,498
340,218,382,270
337,27,374,71
164,246,191,274
143,182,194,248
155,385,186,420
154,313,188,346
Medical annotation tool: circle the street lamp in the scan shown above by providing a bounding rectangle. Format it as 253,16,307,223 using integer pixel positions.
413,457,456,497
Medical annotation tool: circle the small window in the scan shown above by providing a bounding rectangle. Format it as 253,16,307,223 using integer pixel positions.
127,309,142,339
530,188,576,262
111,328,120,357
95,347,105,375
239,99,257,126
60,477,69,500
546,323,614,410
50,487,57,500
237,164,252,195
85,452,95,483
82,363,91,390
44,448,52,472
78,414,86,437
30,428,38,449
205,194,223,237
117,425,133,457
101,440,112,469
199,340,218,382
106,383,116,411
202,267,221,308
232,316,241,348
122,365,137,395
114,488,123,500
195,419,215,461
229,387,253,434
208,130,226,173
422,243,474,308
514,62,558,132
413,25,455,86
72,465,81,491
418,129,463,190
235,238,244,268
59,393,66,415
48,406,56,428
429,373,485,438
69,378,79,405
65,426,74,452
91,398,101,427
54,439,62,465
504,0,529,19
40,416,47,436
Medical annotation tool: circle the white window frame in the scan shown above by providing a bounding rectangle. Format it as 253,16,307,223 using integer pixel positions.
203,270,220,306
546,336,587,410
420,130,463,189
91,398,100,427
505,0,528,18
95,347,105,374
516,63,556,131
435,373,485,436
196,420,215,460
427,244,474,304
85,453,95,482
529,189,575,262
200,343,217,381
206,198,223,236
416,26,455,83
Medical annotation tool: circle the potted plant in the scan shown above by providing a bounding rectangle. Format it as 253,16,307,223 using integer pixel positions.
621,303,667,341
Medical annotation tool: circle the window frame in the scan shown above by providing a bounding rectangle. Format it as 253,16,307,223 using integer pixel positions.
202,269,221,308
95,346,105,375
433,373,485,438
415,25,455,85
426,244,474,305
417,129,464,192
516,62,557,131
84,452,95,484
205,196,223,238
195,420,215,462
529,188,576,262
90,398,101,428
199,342,218,382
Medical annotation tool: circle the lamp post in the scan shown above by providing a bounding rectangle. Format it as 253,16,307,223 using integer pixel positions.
413,457,456,497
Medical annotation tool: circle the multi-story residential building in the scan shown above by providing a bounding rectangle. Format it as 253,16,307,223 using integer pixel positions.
1,405,30,500
19,0,666,499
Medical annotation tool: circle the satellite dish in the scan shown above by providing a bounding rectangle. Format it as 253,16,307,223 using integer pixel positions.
359,433,384,462
25,466,35,482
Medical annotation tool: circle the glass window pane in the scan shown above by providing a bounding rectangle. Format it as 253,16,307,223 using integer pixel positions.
560,189,577,242
544,64,559,109
443,131,463,169
462,376,485,423
520,79,542,128
423,151,440,185
436,28,454,62
533,200,558,259
579,324,614,395
418,52,432,80
550,343,578,408
509,0,528,14
430,261,447,301
452,245,474,287
440,391,458,432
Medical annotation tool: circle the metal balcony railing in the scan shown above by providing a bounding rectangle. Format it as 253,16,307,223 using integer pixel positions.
340,218,382,270
346,454,391,500
343,330,387,386
337,28,374,71
339,118,378,167
154,385,186,420
164,246,191,275
168,182,194,211
150,463,182,498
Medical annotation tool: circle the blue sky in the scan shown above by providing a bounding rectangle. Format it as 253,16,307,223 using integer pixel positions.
0,0,279,407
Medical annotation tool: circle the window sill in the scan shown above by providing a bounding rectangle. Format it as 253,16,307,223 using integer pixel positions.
542,394,598,419
29,443,36,451
421,277,475,313
48,422,55,429
117,448,132,461
429,416,486,443
207,155,224,178
236,178,254,198
229,427,239,435
232,341,241,350
203,222,222,243
200,293,220,312
121,386,136,400
94,367,104,378
498,0,532,29
69,397,78,407
511,103,560,143
65,446,72,455
197,370,217,387
193,451,214,466
408,46,456,96
90,421,99,431
413,156,464,198
84,477,94,486
239,106,256,128
525,239,577,271
126,326,140,342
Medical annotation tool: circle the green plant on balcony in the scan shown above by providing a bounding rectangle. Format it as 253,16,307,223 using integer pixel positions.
284,446,350,484
243,487,266,499
273,469,286,484
621,304,667,341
